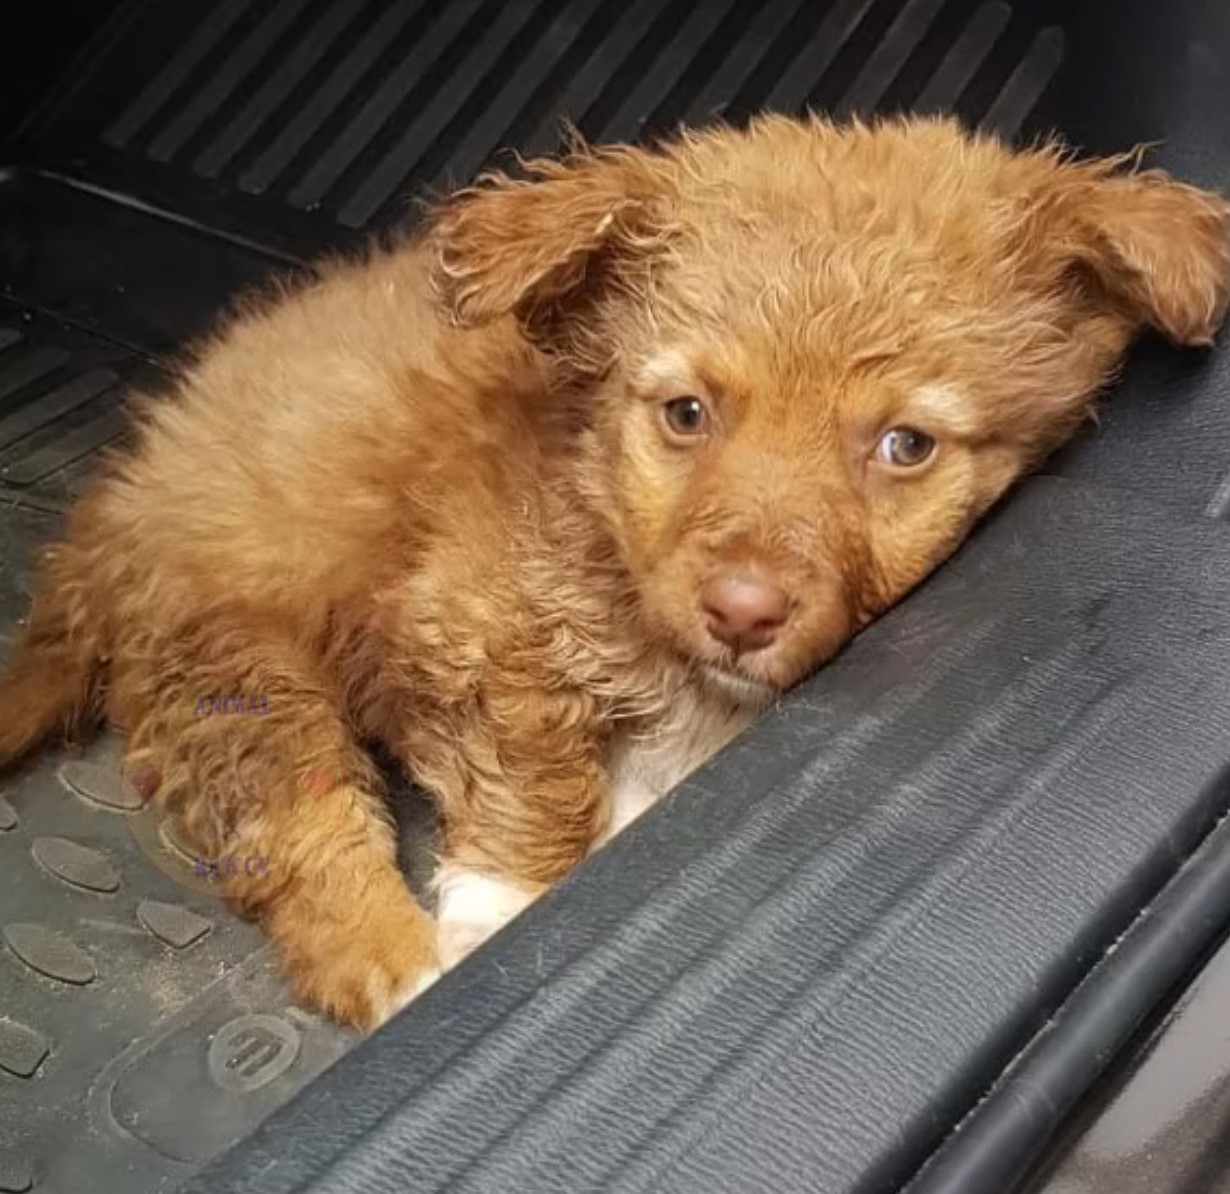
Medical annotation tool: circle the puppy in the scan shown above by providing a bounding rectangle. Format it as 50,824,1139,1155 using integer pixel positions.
1,116,1226,1029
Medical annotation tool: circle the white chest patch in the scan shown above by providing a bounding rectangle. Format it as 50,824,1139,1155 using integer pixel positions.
432,678,767,973
594,681,761,850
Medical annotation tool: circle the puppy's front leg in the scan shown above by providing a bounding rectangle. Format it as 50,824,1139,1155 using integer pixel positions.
112,641,438,1029
407,685,610,971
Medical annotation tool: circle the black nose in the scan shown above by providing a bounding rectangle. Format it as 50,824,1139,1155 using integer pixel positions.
701,573,790,653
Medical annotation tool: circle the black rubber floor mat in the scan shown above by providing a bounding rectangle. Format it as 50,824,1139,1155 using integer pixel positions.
0,730,441,1194
0,169,280,359
0,500,440,1194
0,300,153,509
0,744,356,1193
18,0,1068,256
0,504,357,1193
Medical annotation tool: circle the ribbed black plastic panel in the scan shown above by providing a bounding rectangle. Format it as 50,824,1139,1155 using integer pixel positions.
23,0,1066,253
184,477,1230,1194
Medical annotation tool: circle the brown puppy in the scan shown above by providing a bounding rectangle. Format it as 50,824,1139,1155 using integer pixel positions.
1,116,1227,1028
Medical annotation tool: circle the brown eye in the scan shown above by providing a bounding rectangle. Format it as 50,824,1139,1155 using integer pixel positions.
661,396,710,440
876,427,936,469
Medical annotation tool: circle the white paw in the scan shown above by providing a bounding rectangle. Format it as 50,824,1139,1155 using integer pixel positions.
433,866,538,971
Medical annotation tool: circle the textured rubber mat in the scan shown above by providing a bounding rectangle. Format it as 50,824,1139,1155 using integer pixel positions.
0,741,356,1194
0,301,152,509
20,0,1067,254
0,728,436,1194
0,520,436,1194
0,503,356,1194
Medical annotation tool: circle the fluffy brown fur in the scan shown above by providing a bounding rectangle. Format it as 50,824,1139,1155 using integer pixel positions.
1,115,1227,1028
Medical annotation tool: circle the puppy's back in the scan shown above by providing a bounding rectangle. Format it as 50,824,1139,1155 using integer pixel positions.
91,240,547,619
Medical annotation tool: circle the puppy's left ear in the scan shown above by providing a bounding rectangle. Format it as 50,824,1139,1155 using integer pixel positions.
1043,158,1230,346
428,144,674,343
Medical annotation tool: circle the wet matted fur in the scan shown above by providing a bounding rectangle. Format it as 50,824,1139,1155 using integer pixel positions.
2,115,1227,1027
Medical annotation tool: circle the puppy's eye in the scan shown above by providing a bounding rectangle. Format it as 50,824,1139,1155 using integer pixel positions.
660,396,710,440
875,427,936,469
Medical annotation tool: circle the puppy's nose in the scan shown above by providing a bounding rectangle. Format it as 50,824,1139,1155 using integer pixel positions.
701,573,790,653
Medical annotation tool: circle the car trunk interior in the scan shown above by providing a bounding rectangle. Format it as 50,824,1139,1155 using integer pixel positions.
2,2,1230,1193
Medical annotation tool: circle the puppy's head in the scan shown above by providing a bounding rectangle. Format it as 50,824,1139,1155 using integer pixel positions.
431,116,1230,698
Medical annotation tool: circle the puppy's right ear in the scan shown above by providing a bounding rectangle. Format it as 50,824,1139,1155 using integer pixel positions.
428,144,675,339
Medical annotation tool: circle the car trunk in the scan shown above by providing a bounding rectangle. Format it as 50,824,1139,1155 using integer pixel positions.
2,3,1230,1193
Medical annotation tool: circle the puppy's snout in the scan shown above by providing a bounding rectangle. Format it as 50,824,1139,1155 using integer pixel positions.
701,572,790,654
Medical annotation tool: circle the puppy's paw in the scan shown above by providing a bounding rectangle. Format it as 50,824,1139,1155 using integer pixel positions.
268,871,439,1031
434,865,541,971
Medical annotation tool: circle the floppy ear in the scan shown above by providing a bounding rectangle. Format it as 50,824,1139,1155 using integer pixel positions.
1044,157,1230,346
428,144,675,347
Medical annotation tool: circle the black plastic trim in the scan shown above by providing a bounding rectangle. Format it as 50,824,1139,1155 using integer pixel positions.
909,806,1230,1194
